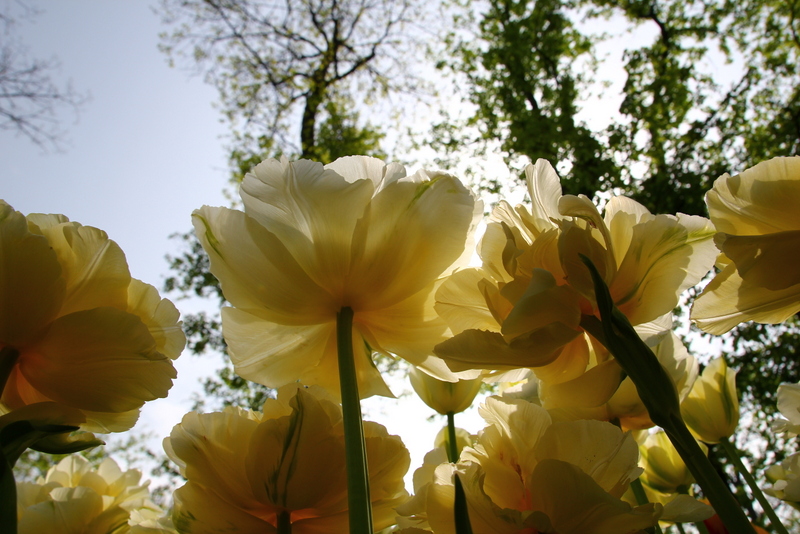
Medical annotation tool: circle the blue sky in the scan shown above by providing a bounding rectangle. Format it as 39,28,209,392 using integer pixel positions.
0,1,236,455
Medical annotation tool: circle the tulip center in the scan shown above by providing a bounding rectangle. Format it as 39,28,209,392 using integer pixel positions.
276,509,291,534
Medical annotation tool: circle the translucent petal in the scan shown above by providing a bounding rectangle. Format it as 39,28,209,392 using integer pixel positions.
193,206,335,323
707,157,800,235
0,201,65,346
692,263,800,334
22,307,175,413
126,278,185,359
611,213,717,325
435,268,500,335
240,157,375,295
718,231,800,291
165,409,262,510
346,173,477,310
529,459,660,534
38,222,130,316
222,308,391,399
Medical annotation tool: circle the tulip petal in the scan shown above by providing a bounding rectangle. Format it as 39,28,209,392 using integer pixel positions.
0,202,65,346
535,420,641,497
435,327,575,372
525,159,564,230
193,206,335,323
240,157,375,295
37,222,131,316
435,268,501,335
692,262,800,334
22,308,175,413
529,459,660,534
717,230,800,291
172,482,274,533
611,213,717,325
222,308,391,399
126,279,185,360
165,409,263,511
707,157,800,235
346,173,477,309
539,359,625,410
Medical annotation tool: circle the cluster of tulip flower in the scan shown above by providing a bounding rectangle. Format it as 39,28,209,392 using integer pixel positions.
2,154,799,533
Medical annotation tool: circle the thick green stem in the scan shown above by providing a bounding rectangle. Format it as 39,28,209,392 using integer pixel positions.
336,307,372,534
0,346,19,399
453,473,474,534
719,437,789,534
277,510,292,534
446,412,458,463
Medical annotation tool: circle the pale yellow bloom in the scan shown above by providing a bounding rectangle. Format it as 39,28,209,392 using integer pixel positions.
692,157,800,334
435,159,715,418
766,452,800,507
409,367,483,415
164,385,409,533
397,395,661,533
16,455,174,534
680,358,739,444
193,156,480,398
773,382,800,434
0,202,183,433
639,431,701,494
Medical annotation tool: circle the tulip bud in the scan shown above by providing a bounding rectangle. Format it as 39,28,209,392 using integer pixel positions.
409,367,482,415
640,431,704,494
680,358,739,443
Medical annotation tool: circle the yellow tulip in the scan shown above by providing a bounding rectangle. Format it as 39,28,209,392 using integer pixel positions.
639,431,703,494
692,157,800,334
193,156,480,398
409,367,483,415
398,395,662,533
435,160,716,383
0,201,183,433
765,452,800,507
164,384,409,533
680,358,739,444
773,382,800,435
16,455,174,533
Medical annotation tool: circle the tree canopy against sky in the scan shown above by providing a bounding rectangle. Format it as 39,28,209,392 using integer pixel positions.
0,3,86,149
431,0,799,215
158,0,429,178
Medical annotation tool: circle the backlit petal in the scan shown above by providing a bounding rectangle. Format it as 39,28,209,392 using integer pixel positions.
706,157,800,235
0,201,65,346
240,157,375,295
193,206,335,322
22,307,175,413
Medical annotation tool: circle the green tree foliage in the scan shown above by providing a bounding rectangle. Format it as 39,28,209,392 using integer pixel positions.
158,0,415,165
160,0,417,412
433,0,799,214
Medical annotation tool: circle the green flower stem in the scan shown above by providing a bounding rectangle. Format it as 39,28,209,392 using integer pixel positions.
277,510,292,534
336,307,373,534
0,346,19,399
453,473,474,534
719,437,789,534
578,255,756,534
630,478,662,534
675,522,686,534
446,411,458,463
